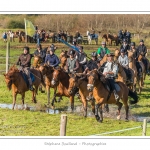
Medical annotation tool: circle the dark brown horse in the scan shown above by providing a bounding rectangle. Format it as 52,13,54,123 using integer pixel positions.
86,69,138,122
68,73,95,117
4,65,44,109
50,68,75,111
107,33,118,46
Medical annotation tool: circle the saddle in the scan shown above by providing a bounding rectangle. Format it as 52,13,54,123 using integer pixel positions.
20,71,35,87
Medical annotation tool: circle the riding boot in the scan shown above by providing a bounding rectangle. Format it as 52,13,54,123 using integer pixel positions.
113,90,119,101
28,78,34,91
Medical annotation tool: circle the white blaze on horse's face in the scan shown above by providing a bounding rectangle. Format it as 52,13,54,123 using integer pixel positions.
87,84,94,92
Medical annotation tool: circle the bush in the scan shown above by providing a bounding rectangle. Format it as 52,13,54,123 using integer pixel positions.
7,20,24,29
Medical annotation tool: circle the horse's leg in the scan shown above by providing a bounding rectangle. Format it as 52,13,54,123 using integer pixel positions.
95,103,102,122
33,86,38,103
51,88,57,108
122,97,129,121
21,93,25,109
82,97,87,117
12,92,17,110
90,100,95,115
46,85,50,106
115,102,123,120
70,96,74,112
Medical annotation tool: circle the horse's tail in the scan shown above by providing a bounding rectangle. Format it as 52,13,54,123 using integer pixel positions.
128,89,138,104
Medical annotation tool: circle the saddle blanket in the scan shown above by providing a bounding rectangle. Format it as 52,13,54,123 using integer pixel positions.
21,72,35,87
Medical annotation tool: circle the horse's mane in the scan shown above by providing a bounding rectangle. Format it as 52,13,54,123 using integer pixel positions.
8,65,19,74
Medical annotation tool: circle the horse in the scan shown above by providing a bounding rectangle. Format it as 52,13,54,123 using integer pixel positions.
32,55,43,68
59,50,69,69
127,50,138,92
87,31,98,45
4,65,45,110
102,34,108,44
86,69,138,122
68,73,95,117
38,64,61,106
107,33,118,46
50,68,76,111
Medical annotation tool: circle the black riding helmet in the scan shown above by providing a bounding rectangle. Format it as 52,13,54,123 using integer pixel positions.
130,42,135,46
91,52,97,57
70,50,75,55
23,46,30,52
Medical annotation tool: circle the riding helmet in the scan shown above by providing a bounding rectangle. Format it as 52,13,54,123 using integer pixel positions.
91,52,97,57
130,42,135,46
69,50,75,55
123,39,127,42
23,46,30,52
140,39,144,42
120,49,125,53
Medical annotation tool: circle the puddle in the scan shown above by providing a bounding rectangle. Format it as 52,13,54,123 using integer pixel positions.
0,103,149,122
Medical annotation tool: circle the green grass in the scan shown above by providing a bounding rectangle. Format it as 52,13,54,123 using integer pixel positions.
0,39,150,136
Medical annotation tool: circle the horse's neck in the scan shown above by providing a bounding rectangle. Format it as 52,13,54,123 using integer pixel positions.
129,58,136,69
59,72,69,88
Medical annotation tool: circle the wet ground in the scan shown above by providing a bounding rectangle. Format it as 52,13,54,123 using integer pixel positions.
0,103,150,122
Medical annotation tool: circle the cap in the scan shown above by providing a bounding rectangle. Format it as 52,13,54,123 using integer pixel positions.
120,49,125,53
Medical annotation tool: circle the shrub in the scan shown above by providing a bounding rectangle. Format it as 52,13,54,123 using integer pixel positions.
7,20,24,29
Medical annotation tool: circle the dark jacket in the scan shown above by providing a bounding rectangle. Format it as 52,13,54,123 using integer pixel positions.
136,44,147,57
120,44,130,54
86,59,98,71
16,53,31,67
45,54,60,67
33,49,46,62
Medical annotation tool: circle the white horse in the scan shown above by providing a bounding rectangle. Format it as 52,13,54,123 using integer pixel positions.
86,30,98,45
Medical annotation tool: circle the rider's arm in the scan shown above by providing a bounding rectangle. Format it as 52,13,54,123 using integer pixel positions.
22,54,31,66
73,59,79,71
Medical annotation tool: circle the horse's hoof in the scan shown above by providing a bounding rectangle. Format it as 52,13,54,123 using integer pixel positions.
125,118,129,122
98,119,102,123
117,115,121,120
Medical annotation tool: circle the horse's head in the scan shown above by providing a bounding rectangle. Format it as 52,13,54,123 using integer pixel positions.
115,49,120,57
33,56,42,68
51,68,62,86
68,73,86,95
87,69,99,92
4,66,19,90
138,53,144,61
38,64,53,75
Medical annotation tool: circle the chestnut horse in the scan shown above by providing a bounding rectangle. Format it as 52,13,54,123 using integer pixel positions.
86,70,138,122
32,56,43,68
4,66,44,109
38,64,61,106
68,73,95,117
50,68,75,111
59,50,69,69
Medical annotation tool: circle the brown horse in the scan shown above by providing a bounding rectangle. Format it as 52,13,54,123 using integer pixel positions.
50,68,75,111
32,56,43,68
107,33,118,46
68,73,95,117
59,50,69,69
86,70,138,122
38,64,60,106
4,65,44,109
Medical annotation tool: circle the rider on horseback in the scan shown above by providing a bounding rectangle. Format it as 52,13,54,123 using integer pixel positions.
33,44,46,63
130,42,142,77
103,53,119,101
65,50,80,73
118,49,133,83
83,52,99,74
16,46,34,91
120,39,130,55
97,41,110,61
76,46,87,72
136,39,150,75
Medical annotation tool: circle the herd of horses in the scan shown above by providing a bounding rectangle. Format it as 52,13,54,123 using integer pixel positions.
5,48,148,123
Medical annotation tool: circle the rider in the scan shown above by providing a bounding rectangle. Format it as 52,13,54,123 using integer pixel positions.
76,46,87,72
103,53,119,101
83,52,99,74
118,49,133,83
65,50,80,73
130,42,142,77
16,46,34,91
97,41,110,61
120,38,130,55
44,47,60,68
136,39,150,75
118,30,123,43
33,44,46,63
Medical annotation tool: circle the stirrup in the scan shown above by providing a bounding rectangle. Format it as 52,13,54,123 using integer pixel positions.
114,93,119,101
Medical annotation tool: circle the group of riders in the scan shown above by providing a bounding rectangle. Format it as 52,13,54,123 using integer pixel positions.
16,38,149,101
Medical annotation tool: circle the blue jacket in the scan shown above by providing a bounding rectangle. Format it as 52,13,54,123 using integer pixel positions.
45,54,60,67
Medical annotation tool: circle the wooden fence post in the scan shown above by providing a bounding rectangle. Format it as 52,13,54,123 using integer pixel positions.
6,42,10,73
60,114,67,136
142,119,147,136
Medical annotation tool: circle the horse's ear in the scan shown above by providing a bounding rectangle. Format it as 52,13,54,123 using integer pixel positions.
61,50,64,52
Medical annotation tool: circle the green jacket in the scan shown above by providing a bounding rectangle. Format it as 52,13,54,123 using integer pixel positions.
97,46,110,58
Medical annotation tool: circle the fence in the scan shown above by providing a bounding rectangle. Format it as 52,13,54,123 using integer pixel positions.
60,115,149,136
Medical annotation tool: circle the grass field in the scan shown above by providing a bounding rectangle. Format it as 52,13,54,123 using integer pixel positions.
0,39,150,136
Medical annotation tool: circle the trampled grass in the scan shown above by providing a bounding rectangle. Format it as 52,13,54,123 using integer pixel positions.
0,39,150,136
